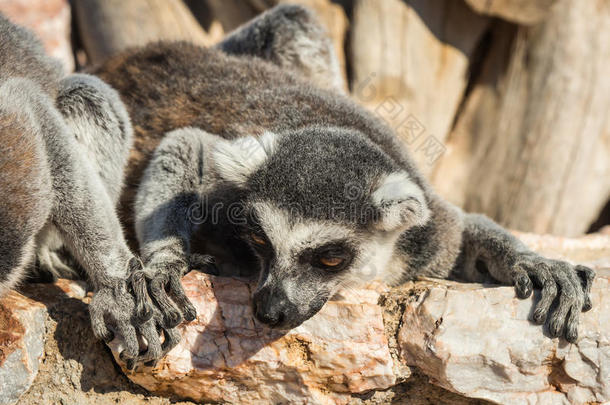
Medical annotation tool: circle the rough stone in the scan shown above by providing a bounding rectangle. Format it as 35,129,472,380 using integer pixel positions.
397,233,610,405
2,232,606,404
15,280,198,405
0,0,74,71
0,291,47,405
10,275,480,405
112,232,609,405
113,273,395,404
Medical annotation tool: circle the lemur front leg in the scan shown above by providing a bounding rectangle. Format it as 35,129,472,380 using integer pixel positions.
455,213,595,342
52,74,160,367
133,127,218,363
217,4,344,92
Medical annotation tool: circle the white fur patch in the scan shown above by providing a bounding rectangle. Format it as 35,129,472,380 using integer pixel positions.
371,171,430,231
212,131,277,186
252,202,356,265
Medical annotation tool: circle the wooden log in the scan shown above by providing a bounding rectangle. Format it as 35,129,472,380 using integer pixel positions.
73,0,213,65
349,0,490,175
464,0,559,25
432,0,610,236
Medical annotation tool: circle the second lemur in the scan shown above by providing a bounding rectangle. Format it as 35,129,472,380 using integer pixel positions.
0,14,165,368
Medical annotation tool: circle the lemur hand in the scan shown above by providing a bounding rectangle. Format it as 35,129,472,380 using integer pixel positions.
113,254,214,368
89,275,156,368
119,302,183,369
137,253,213,329
511,253,595,342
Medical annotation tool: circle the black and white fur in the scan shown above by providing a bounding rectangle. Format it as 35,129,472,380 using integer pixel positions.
93,4,598,366
0,14,160,367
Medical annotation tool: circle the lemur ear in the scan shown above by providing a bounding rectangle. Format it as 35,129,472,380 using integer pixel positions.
213,131,277,186
371,172,430,232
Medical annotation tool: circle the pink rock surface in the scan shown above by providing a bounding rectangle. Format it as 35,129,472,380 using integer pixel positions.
117,273,395,404
110,232,610,404
0,291,47,405
0,0,74,71
399,275,610,405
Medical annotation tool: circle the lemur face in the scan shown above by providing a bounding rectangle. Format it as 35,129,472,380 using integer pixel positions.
213,127,430,328
243,201,415,328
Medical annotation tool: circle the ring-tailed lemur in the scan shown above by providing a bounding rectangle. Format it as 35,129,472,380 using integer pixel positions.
92,5,594,365
0,14,164,368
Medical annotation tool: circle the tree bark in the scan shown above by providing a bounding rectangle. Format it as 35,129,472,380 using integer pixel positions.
349,0,490,175
73,0,213,65
432,0,610,236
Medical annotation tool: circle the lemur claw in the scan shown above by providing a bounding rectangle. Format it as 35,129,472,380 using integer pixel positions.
144,260,198,329
123,311,184,368
89,277,147,365
512,254,594,343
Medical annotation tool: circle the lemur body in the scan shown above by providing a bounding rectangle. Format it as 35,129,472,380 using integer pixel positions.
0,14,164,366
0,6,595,368
93,4,594,358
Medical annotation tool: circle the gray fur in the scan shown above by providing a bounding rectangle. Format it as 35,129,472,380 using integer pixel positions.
218,4,344,92
0,15,161,366
127,5,594,347
0,14,63,96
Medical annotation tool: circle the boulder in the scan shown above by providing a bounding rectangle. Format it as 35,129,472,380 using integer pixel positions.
0,291,47,405
396,232,610,405
397,275,609,405
113,273,396,404
111,232,610,405
2,232,606,404
14,280,200,405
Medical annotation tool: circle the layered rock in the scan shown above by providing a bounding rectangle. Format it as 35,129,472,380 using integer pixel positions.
14,280,195,405
396,232,610,405
111,232,610,405
0,233,607,404
113,273,396,404
0,292,47,405
398,276,609,405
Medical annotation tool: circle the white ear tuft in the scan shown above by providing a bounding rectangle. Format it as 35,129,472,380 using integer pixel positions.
213,131,277,185
371,172,430,232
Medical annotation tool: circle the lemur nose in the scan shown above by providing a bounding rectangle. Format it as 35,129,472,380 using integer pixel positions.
255,308,284,327
252,289,286,327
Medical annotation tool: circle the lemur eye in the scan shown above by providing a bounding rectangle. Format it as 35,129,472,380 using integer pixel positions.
319,256,345,268
250,232,267,246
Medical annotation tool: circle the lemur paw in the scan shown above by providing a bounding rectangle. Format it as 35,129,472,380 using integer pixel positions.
512,254,595,343
89,280,154,366
89,257,163,369
109,254,216,369
126,309,183,369
137,254,213,329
